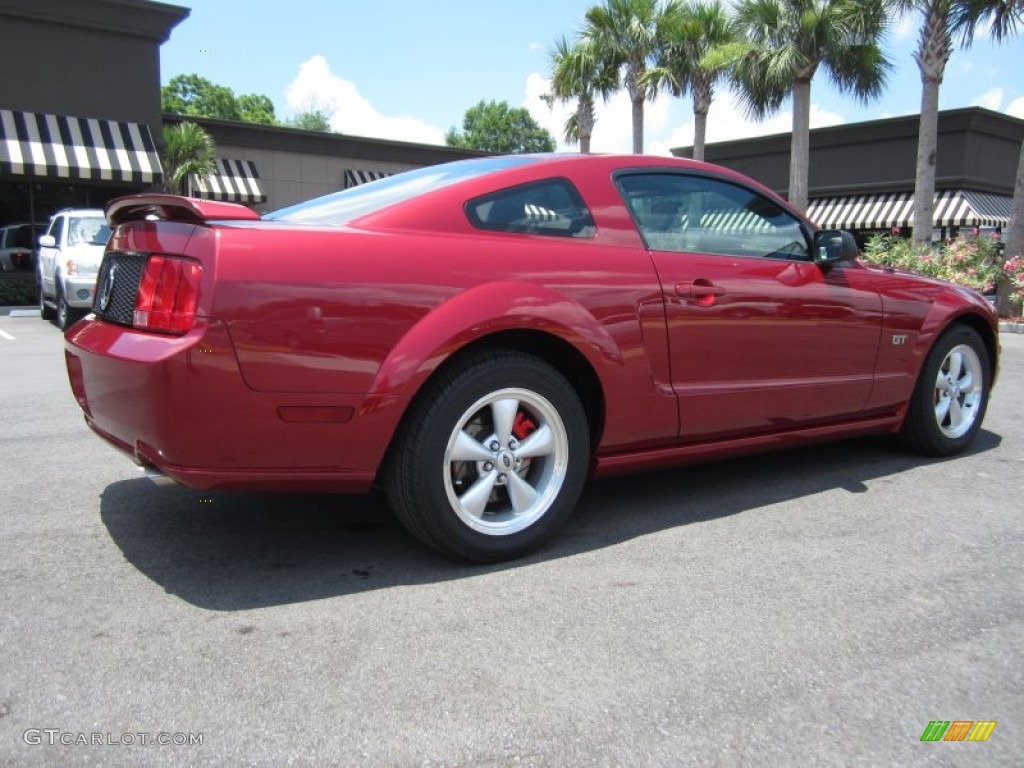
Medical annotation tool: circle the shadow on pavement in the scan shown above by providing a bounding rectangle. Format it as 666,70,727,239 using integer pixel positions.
99,430,1001,611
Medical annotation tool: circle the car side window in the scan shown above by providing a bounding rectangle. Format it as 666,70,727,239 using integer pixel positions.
616,173,810,261
47,216,65,246
465,178,596,238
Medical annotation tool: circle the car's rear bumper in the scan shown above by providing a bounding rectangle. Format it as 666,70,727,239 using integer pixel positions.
64,317,408,493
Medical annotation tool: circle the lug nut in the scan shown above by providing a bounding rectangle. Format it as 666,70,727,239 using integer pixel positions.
483,462,494,472
489,440,500,451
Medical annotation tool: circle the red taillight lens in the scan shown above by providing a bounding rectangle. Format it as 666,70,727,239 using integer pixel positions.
133,255,202,334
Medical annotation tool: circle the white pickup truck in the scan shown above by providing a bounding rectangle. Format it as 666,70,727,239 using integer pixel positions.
37,209,110,329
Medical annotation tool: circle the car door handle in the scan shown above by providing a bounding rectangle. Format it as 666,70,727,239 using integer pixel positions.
675,280,725,299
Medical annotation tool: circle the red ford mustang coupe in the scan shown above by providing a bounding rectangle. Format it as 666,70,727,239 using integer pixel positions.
65,154,998,561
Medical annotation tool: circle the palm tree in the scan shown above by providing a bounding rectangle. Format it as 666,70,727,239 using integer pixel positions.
728,0,891,211
645,0,738,161
1004,143,1024,316
893,0,1022,245
584,0,669,154
161,121,217,195
545,36,616,153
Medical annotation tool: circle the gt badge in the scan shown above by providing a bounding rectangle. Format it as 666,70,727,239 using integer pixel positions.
892,334,908,346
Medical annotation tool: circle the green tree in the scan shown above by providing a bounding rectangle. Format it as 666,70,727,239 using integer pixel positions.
545,36,616,153
287,109,335,132
890,0,1021,247
727,0,891,211
161,121,217,195
446,100,556,153
236,93,277,125
162,74,277,125
583,0,669,154
162,74,239,120
646,0,738,161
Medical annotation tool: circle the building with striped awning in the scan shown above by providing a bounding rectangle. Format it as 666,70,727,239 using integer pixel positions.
0,0,187,226
673,107,1022,241
806,189,1013,231
168,114,486,212
190,158,266,204
1,109,163,186
344,169,393,188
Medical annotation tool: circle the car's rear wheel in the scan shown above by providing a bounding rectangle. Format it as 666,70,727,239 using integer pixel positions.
385,351,589,562
900,325,990,456
38,281,55,321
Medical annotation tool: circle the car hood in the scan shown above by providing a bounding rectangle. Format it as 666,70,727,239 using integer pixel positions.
858,260,995,314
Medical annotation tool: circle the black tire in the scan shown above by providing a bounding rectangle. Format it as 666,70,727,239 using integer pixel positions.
900,325,990,456
39,281,55,321
385,350,590,562
55,284,81,331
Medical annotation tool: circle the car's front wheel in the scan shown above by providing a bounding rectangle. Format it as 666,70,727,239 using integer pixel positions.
900,325,990,456
55,283,82,331
385,351,590,562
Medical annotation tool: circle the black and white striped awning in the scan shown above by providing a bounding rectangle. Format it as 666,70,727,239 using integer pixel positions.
0,108,162,185
807,190,1011,230
806,192,914,230
343,169,392,188
190,158,266,204
933,189,1011,227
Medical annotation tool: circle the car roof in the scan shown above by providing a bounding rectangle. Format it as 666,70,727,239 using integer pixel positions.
54,208,105,218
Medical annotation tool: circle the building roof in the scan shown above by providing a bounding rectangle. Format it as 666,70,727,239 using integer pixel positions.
672,107,1024,198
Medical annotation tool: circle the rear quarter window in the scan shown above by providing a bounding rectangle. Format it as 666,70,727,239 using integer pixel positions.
465,178,596,238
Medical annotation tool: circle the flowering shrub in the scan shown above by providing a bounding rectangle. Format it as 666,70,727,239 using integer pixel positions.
862,234,1003,294
1006,254,1024,306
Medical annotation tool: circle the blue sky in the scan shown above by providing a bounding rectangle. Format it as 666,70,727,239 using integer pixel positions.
159,0,1024,155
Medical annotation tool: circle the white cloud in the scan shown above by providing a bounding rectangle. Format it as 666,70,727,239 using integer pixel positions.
1007,96,1024,119
972,88,1004,110
285,55,445,145
893,12,916,41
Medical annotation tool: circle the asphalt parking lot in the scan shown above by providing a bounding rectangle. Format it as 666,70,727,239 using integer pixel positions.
1,313,1022,766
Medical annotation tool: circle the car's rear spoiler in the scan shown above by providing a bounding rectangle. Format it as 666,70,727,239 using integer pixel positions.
106,195,262,226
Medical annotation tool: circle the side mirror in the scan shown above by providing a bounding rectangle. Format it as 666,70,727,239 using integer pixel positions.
812,229,858,264
38,234,56,248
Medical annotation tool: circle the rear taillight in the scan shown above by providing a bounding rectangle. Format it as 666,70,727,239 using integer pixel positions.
133,255,202,334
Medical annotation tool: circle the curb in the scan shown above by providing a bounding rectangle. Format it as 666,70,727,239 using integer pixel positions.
1000,322,1024,334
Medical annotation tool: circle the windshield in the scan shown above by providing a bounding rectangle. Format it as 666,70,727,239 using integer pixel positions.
69,217,111,246
264,155,541,227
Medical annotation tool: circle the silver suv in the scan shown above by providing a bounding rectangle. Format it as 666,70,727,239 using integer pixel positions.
38,209,110,329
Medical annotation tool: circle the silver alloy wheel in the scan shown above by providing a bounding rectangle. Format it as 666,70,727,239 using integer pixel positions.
933,343,983,439
443,387,569,536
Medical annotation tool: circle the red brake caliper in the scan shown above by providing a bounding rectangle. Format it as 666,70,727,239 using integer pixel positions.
511,411,537,476
512,411,536,439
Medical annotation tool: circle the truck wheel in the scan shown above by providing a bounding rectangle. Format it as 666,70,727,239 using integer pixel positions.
39,282,55,321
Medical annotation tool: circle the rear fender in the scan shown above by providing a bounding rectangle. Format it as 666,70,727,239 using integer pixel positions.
369,281,622,397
